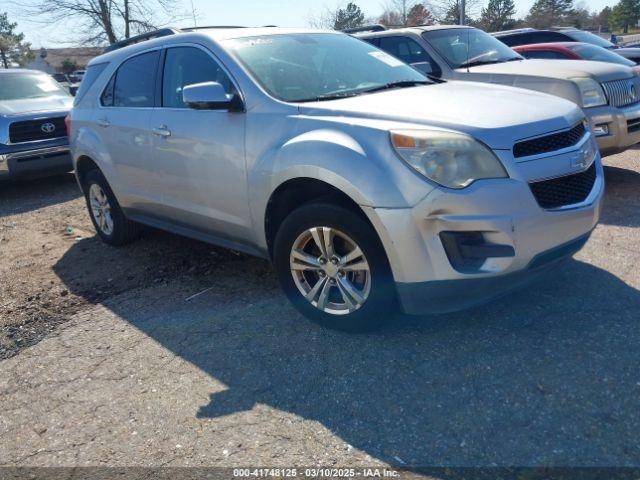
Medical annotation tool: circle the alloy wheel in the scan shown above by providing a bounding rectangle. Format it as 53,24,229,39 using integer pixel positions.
290,227,371,315
88,183,114,235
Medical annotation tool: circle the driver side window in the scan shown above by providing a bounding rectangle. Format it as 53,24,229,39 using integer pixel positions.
162,47,234,108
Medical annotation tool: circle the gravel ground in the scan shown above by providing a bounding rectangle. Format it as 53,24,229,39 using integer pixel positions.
0,151,639,469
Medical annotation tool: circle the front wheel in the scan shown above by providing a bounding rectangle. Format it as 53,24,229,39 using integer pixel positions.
273,202,396,332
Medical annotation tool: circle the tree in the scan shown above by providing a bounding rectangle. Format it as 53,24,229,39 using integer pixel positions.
21,0,185,45
595,6,612,30
610,0,640,33
407,4,437,26
61,58,79,74
0,12,34,68
479,0,517,31
334,3,365,30
526,0,575,28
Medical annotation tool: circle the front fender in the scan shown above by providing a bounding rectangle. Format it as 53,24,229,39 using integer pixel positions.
248,128,434,249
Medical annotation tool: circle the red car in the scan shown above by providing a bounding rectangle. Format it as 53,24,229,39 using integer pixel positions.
513,42,640,74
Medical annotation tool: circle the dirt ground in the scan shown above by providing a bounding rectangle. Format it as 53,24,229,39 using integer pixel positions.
1,150,639,469
0,174,271,360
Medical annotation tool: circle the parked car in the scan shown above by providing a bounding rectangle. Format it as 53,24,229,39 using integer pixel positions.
51,73,80,96
353,25,640,157
0,69,73,180
513,42,640,74
70,27,603,331
493,28,640,64
72,70,86,81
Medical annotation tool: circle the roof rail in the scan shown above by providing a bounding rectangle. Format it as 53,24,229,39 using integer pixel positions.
343,24,387,34
492,27,536,36
181,25,247,31
103,28,181,53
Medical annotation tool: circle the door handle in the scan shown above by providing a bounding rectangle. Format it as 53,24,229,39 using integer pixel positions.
152,125,171,138
97,118,110,128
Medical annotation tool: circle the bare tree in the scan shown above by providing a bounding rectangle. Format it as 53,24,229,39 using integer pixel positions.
20,0,187,45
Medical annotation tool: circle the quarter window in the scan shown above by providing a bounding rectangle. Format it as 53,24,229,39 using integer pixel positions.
162,47,234,108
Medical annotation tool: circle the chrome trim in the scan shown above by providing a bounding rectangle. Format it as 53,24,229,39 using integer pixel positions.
5,145,70,161
602,78,640,108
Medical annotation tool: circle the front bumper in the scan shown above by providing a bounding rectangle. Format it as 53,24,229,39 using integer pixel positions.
585,102,640,157
0,138,72,179
364,156,604,315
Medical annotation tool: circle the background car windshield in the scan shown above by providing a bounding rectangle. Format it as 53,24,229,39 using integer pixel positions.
223,33,428,102
567,44,635,66
423,28,522,68
567,30,615,49
0,73,69,101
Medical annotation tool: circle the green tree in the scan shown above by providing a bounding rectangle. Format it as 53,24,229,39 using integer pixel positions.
407,3,436,26
526,0,575,28
0,12,34,68
610,0,640,33
479,0,517,31
61,58,79,74
596,6,612,30
333,2,365,30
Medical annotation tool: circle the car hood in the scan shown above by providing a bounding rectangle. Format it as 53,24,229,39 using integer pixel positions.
615,47,640,57
464,58,633,82
296,81,582,150
0,95,73,117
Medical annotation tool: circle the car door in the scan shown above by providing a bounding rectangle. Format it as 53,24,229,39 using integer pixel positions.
98,50,161,212
149,45,250,242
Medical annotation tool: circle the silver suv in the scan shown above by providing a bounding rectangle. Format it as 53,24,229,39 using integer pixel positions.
70,27,603,331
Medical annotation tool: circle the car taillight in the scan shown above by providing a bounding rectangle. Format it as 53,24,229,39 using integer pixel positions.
64,114,71,137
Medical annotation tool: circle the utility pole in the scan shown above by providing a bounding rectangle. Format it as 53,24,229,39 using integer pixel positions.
459,0,465,25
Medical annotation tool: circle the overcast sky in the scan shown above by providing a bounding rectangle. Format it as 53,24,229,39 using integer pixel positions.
8,0,619,48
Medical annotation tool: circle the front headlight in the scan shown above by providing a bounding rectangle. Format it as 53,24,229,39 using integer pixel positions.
572,77,607,108
390,129,508,189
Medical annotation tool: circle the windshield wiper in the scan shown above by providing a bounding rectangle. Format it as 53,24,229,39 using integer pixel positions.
293,91,363,102
360,80,432,94
458,59,506,69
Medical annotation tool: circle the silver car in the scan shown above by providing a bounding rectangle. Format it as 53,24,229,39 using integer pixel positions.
70,27,603,331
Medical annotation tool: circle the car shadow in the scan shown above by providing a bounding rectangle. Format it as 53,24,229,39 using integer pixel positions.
600,165,640,228
53,236,640,467
0,173,80,218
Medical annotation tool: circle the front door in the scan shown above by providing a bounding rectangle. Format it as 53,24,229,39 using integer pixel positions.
149,45,250,242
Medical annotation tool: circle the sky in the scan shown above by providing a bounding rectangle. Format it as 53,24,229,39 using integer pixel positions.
7,0,619,48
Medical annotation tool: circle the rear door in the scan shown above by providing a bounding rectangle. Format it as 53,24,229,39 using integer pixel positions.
149,45,250,241
97,50,161,211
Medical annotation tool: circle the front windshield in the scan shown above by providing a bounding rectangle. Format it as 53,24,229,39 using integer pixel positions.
567,30,615,49
567,43,635,66
423,28,522,69
222,33,429,102
0,73,69,101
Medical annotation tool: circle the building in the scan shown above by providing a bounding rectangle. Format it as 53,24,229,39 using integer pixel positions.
25,47,104,74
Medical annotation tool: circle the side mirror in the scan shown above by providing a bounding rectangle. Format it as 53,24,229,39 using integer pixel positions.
183,82,243,111
411,61,434,75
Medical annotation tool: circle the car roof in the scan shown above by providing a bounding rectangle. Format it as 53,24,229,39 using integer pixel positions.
0,68,50,75
513,42,580,49
354,24,472,37
90,27,340,66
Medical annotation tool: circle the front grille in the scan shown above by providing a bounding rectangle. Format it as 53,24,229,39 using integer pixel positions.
529,163,597,210
513,123,586,158
628,117,640,133
9,117,66,143
602,78,640,108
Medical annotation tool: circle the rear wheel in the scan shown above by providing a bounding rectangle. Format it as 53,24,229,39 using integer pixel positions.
274,202,396,332
82,169,140,246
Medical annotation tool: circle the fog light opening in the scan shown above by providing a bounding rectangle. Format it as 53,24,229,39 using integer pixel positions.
592,123,609,137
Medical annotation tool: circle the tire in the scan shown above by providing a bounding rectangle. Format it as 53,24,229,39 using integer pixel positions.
82,169,140,246
273,202,396,332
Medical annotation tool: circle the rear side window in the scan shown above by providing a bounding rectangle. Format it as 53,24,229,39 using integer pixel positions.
102,51,159,107
162,47,234,108
73,63,108,105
